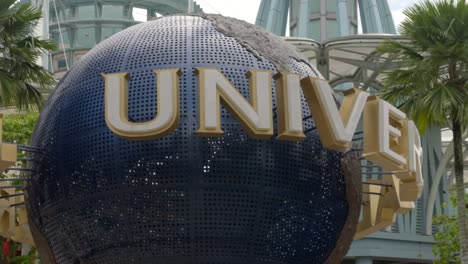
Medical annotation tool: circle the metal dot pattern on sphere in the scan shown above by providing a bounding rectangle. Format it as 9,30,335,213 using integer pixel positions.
27,15,348,264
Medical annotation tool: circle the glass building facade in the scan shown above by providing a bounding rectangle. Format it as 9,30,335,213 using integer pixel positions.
289,0,358,41
256,0,395,40
35,0,203,78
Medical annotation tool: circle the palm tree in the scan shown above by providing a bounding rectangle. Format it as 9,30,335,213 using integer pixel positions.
377,0,468,261
0,0,56,111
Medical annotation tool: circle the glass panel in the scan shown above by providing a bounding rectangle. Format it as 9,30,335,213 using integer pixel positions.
49,8,57,22
51,29,70,49
326,0,338,11
102,26,123,39
49,7,68,23
132,7,147,22
76,5,95,19
309,0,320,13
57,58,67,70
67,7,73,19
349,0,356,19
102,5,125,19
290,25,298,37
75,27,96,48
327,20,338,39
308,20,321,41
349,24,357,35
333,83,353,93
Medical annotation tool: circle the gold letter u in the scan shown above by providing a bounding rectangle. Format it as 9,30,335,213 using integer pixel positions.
102,68,181,140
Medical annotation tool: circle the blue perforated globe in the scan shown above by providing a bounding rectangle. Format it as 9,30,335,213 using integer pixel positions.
26,15,354,264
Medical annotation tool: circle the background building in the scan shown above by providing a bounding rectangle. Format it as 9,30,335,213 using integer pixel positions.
33,0,203,78
256,1,449,263
256,0,395,40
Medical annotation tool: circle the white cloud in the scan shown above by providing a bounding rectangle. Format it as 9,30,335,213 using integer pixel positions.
392,8,406,32
387,0,415,11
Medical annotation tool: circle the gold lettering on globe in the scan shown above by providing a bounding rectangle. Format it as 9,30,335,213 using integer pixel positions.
101,68,424,240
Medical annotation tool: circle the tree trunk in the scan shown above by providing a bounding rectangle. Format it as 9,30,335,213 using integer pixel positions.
452,118,468,263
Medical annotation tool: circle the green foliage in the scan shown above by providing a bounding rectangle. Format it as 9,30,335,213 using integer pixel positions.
0,0,57,111
433,193,468,263
433,213,460,263
0,113,39,262
10,255,33,264
1,113,38,186
377,0,468,133
8,246,37,264
2,113,38,145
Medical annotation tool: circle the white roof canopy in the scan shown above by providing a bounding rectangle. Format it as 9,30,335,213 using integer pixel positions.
285,34,410,91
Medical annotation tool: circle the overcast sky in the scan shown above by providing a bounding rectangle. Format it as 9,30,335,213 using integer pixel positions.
196,0,422,34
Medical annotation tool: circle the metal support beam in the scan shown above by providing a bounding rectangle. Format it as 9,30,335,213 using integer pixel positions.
426,134,468,234
356,257,373,264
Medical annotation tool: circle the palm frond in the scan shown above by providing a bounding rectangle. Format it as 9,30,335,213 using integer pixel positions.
378,0,468,133
0,1,56,110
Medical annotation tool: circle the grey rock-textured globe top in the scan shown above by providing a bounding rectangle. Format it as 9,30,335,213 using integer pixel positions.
26,14,351,264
